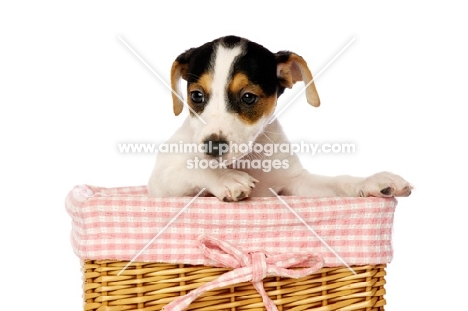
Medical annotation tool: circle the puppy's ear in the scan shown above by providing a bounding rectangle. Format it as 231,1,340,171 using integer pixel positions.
170,49,193,116
276,51,320,107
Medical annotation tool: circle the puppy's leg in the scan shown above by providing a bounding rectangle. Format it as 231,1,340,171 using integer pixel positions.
284,170,412,197
148,152,258,201
207,168,259,202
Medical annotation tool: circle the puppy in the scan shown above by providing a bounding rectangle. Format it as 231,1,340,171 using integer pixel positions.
148,36,412,201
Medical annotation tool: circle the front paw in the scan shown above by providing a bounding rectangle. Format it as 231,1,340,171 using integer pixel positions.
211,170,258,202
360,171,413,197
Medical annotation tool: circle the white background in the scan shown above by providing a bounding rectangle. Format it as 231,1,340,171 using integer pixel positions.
1,1,467,310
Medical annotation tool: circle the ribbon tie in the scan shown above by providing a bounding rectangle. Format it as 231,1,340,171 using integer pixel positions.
163,235,323,311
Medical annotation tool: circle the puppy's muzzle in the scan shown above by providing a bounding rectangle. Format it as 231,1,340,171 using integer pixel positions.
203,134,229,157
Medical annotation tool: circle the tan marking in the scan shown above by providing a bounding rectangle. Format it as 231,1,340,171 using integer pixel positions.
229,73,249,94
229,73,277,125
229,73,265,97
187,72,213,114
197,72,213,95
277,53,320,107
170,60,187,116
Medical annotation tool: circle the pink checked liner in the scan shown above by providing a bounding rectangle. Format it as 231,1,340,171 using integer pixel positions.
163,235,323,311
66,185,396,267
66,185,397,310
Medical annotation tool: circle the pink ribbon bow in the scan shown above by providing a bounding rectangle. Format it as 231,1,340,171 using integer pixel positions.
163,235,323,311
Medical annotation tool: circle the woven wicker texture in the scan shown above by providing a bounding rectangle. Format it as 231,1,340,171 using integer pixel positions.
83,260,386,311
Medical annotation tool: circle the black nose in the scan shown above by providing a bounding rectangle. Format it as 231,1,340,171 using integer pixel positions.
203,135,229,157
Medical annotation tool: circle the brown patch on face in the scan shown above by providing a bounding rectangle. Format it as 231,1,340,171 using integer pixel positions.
197,73,213,94
228,73,277,125
229,73,251,94
187,72,213,115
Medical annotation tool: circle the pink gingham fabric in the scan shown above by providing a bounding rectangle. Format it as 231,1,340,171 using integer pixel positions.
66,185,397,267
162,235,324,311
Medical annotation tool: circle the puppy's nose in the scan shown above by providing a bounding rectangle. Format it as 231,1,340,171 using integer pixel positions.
203,134,229,157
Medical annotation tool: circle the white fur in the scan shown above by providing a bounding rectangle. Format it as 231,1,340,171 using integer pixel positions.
190,45,266,164
148,43,412,201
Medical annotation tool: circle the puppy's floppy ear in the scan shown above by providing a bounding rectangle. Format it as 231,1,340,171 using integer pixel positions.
170,48,193,116
276,51,320,107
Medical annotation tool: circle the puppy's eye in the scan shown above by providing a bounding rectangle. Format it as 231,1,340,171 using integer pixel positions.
241,93,258,105
190,91,205,104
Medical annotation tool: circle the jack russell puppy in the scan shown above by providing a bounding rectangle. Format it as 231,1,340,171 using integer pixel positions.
148,36,412,201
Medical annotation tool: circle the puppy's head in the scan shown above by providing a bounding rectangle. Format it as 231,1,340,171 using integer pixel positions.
171,36,319,163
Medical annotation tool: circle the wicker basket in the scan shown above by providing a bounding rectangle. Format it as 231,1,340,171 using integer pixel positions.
83,260,386,311
67,186,396,311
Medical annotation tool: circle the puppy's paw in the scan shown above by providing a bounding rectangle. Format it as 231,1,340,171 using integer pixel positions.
359,171,413,198
212,170,259,202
